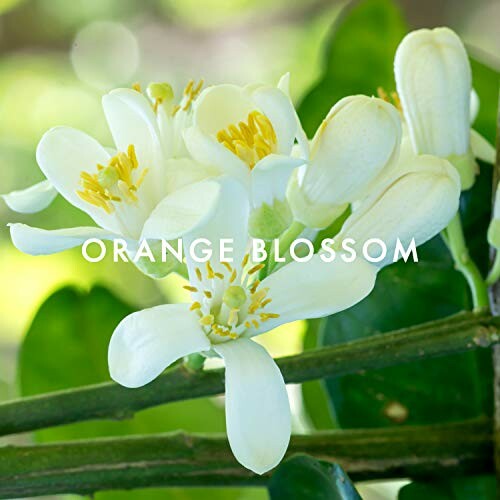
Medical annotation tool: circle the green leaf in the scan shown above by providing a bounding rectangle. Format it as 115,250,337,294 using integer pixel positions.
297,0,407,136
398,476,496,499
18,286,258,500
470,57,500,144
268,455,361,500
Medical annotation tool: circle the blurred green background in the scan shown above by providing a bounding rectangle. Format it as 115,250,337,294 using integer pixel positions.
0,0,499,499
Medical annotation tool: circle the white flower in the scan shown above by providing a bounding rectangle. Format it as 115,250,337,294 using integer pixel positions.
8,83,215,276
183,78,306,238
108,177,378,474
287,95,402,229
337,154,461,267
394,27,492,190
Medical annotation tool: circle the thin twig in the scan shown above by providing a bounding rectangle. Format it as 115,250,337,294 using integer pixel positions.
0,311,498,437
0,418,492,498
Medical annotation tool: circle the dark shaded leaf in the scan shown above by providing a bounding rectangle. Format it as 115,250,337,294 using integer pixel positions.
269,455,361,500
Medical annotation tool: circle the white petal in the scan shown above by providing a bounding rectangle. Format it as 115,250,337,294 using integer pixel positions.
256,255,377,332
339,155,460,267
251,154,304,208
252,86,297,155
165,157,218,194
36,127,122,233
301,95,401,205
470,129,495,164
214,339,290,474
102,89,166,202
182,177,250,278
109,303,210,388
2,180,57,213
141,179,221,241
9,223,120,255
395,27,471,157
183,126,249,184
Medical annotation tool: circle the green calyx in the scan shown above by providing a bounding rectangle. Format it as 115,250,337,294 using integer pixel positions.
133,240,180,279
447,148,477,191
249,198,293,240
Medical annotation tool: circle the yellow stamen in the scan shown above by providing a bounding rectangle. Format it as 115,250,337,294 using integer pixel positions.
248,263,265,275
184,285,198,293
216,111,277,169
190,301,201,311
261,298,272,308
76,144,148,213
199,314,214,326
195,267,203,281
132,82,142,93
206,261,215,279
204,290,212,299
229,269,237,283
251,319,259,328
260,312,280,321
249,279,260,294
242,253,250,268
222,262,233,272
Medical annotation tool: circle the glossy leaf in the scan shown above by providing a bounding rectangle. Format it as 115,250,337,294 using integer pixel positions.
398,476,496,499
269,455,361,500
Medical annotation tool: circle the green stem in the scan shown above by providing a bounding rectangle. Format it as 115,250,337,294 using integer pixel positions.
0,311,497,437
268,220,305,273
0,418,491,498
487,252,500,286
445,212,489,310
184,353,205,372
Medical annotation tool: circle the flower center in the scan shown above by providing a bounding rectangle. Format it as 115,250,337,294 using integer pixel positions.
77,144,149,214
184,255,280,343
216,111,277,169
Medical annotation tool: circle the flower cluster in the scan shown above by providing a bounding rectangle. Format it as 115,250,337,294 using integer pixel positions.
3,27,493,474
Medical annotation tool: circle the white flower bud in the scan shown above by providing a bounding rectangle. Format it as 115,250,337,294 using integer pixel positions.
337,155,460,268
288,95,401,229
395,27,475,189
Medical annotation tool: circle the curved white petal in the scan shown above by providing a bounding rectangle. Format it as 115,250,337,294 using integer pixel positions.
109,303,210,388
9,223,120,255
252,86,297,155
183,126,249,185
2,180,57,213
301,95,401,206
395,27,471,157
36,127,122,233
339,155,460,268
165,157,218,194
194,84,255,136
251,154,304,208
214,339,290,474
470,129,495,164
141,179,221,241
255,255,377,332
182,177,250,279
102,89,166,203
